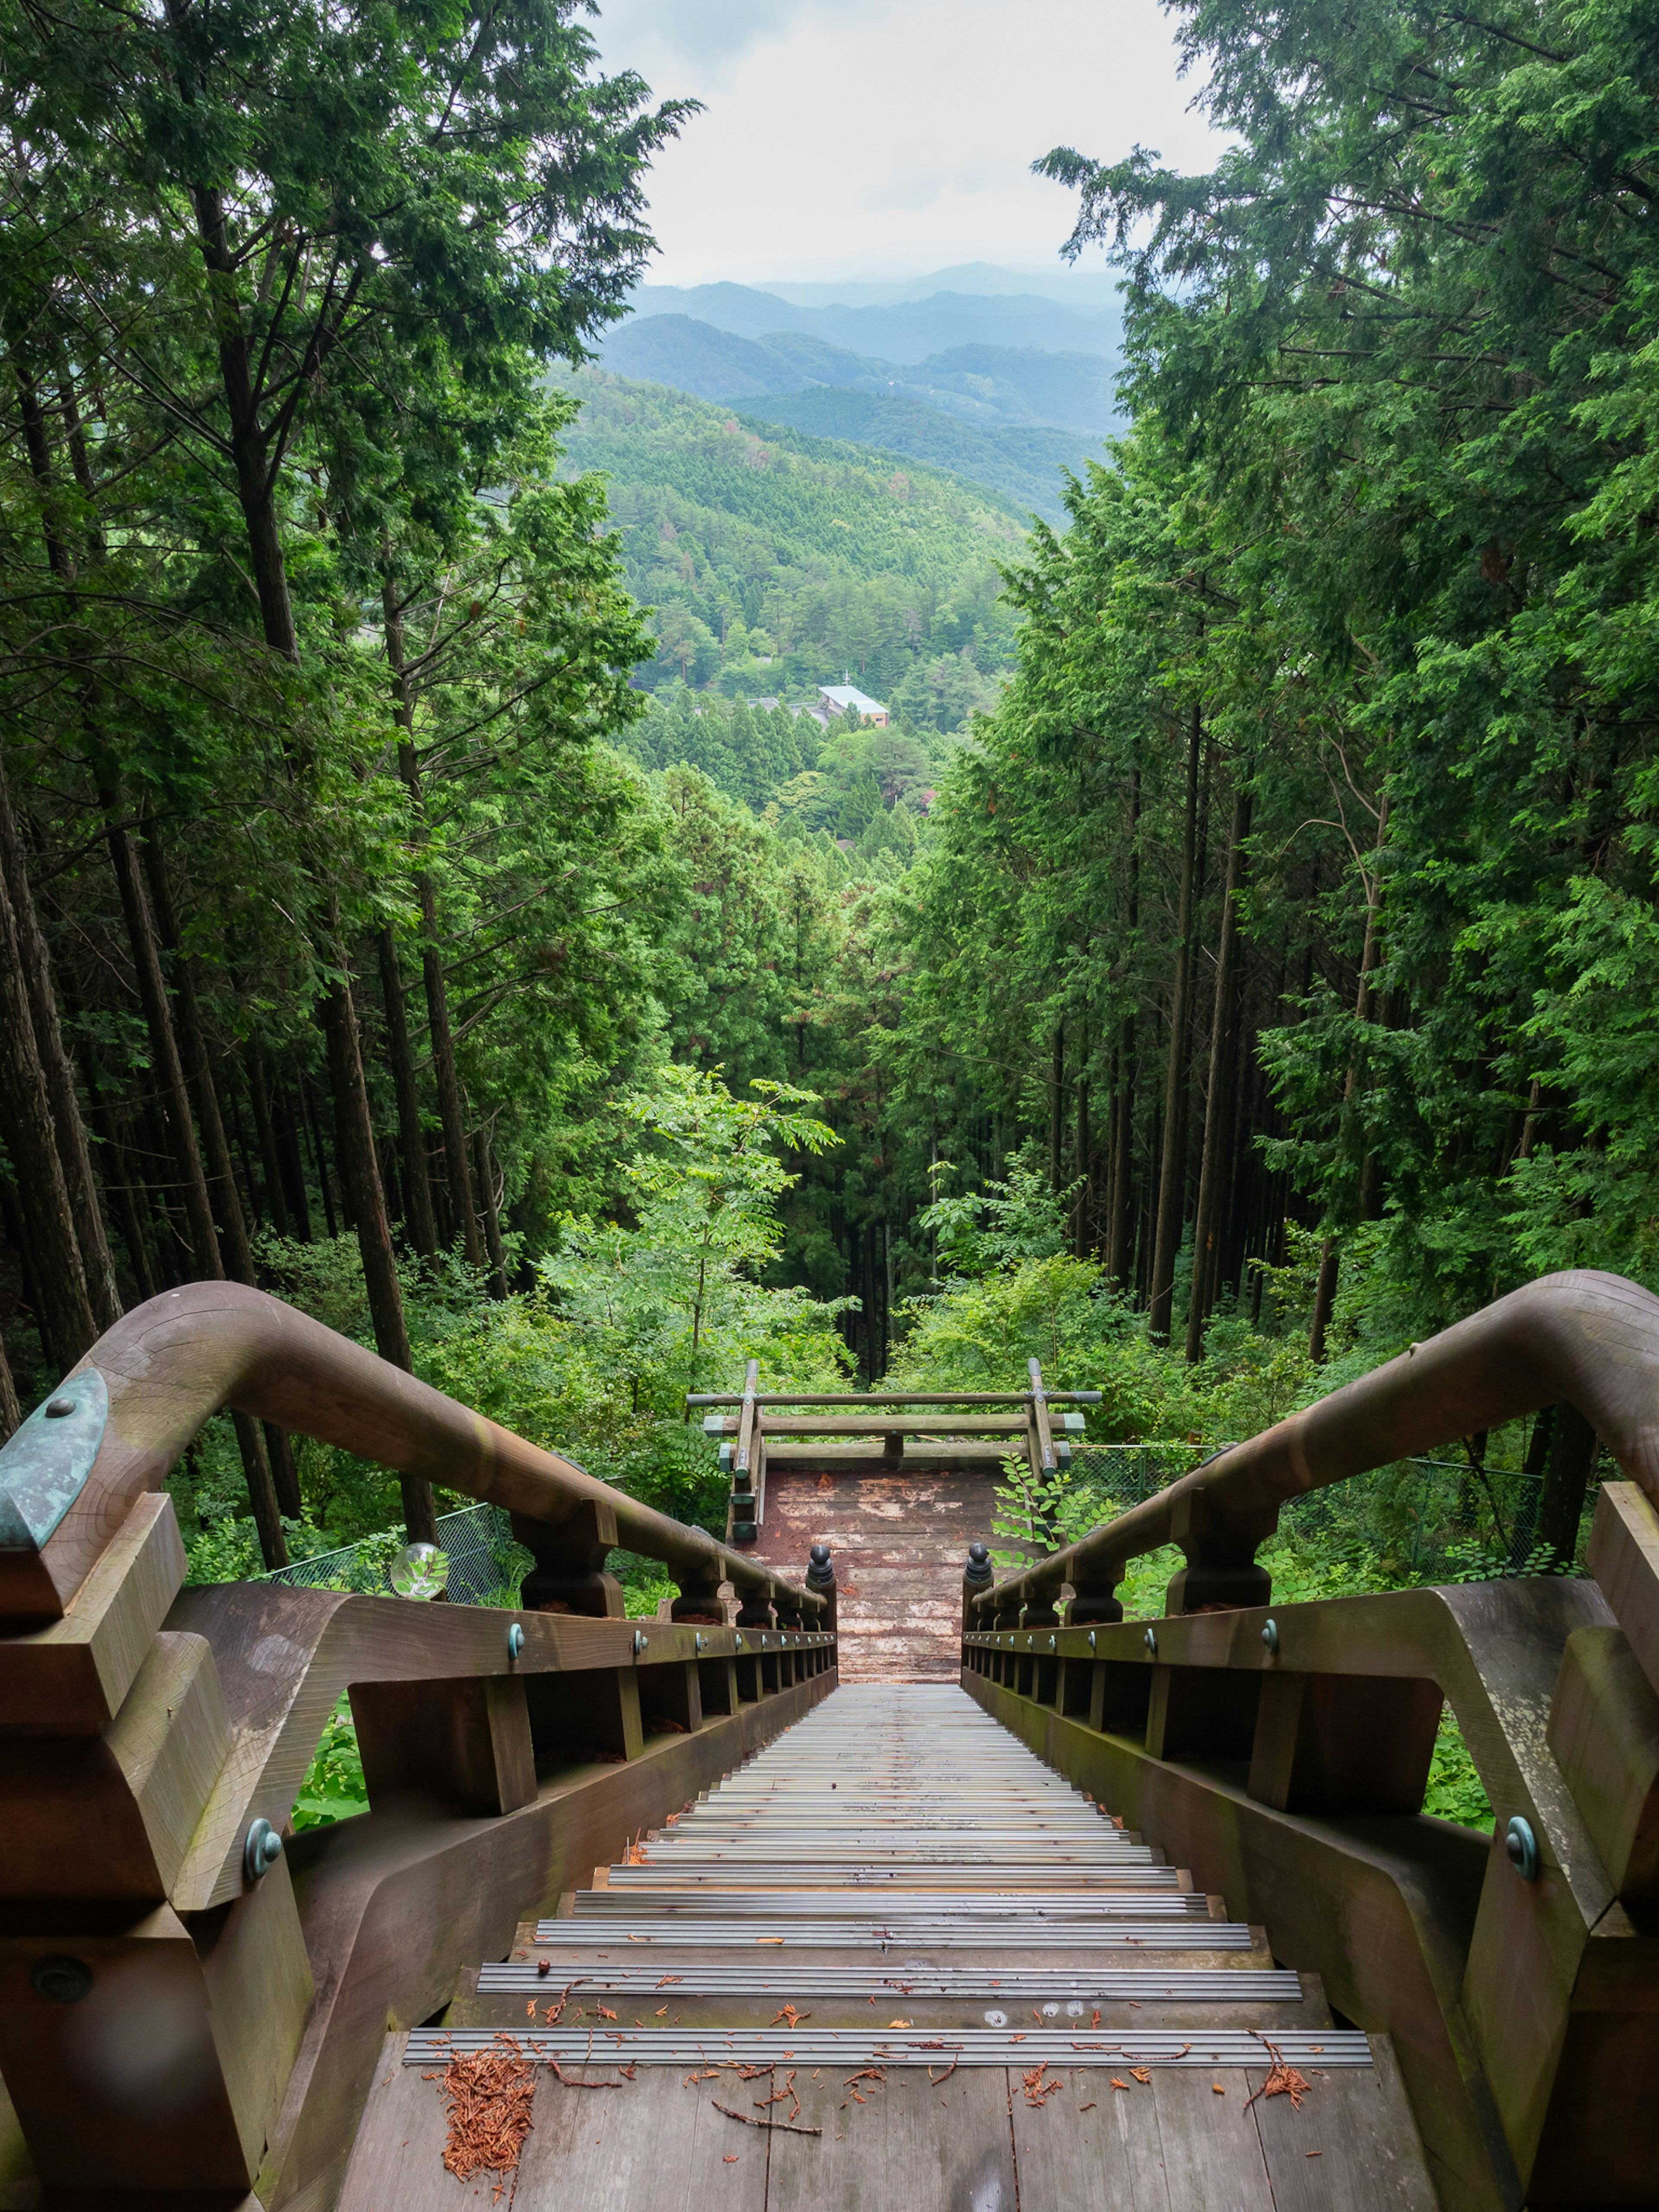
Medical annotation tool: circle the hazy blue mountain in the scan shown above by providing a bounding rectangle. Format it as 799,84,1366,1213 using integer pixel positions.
756,262,1125,309
599,315,805,400
598,315,1122,437
625,281,1122,366
736,388,1100,523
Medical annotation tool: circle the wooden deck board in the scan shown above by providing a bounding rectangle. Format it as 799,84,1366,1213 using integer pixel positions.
764,2063,1017,2212
1008,2062,1176,2211
1247,2043,1439,2212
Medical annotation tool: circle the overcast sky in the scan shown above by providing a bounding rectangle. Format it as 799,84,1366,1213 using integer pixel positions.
592,0,1224,287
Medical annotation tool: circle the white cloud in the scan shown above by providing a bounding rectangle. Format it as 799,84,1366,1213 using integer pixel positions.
595,0,1224,285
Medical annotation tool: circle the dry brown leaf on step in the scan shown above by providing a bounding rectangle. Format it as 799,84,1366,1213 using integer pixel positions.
596,2005,617,2021
771,2005,809,2028
1110,2078,1131,2092
1090,2008,1101,2028
1130,2068,1150,2084
724,2154,739,2162
654,2007,668,2018
887,2019,911,2028
1212,2083,1227,2095
655,1975,683,1988
1021,2063,1062,2109
525,2001,536,2018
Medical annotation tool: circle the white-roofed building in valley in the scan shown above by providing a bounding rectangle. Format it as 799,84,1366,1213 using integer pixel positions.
817,682,888,727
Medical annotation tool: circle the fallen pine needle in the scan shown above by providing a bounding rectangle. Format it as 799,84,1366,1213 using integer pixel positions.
1078,2101,1096,2111
1245,2036,1312,2112
1306,2150,1323,2158
435,2036,535,2183
927,2059,960,2086
712,2100,821,2137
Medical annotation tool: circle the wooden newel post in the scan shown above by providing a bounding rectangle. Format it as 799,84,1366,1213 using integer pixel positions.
961,1541,993,1637
513,1497,626,1618
1064,1568,1125,1625
806,1542,838,1634
1162,1483,1275,1614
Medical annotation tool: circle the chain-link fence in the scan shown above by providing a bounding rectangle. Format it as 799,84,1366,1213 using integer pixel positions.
257,1501,527,1605
1067,1444,1597,1583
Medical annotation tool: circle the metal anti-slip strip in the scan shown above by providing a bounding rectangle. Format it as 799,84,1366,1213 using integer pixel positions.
531,1922,1251,1949
571,1891,1205,1915
405,2028,1373,2069
478,1964,1302,1999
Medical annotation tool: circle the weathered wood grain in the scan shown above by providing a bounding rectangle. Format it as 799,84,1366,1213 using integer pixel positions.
764,2063,1016,2212
1248,2038,1439,2212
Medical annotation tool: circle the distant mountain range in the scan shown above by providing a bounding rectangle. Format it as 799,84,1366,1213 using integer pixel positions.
600,317,1119,437
620,277,1124,369
592,265,1125,526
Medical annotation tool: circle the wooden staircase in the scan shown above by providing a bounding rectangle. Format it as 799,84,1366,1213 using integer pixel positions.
338,1684,1436,2209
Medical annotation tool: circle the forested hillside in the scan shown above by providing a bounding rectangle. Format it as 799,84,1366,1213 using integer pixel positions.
0,0,1649,1617
552,369,1022,699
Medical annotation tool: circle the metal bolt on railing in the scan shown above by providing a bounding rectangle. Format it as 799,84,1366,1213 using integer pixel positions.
1087,1630,1096,1651
1261,1618,1279,1655
695,1633,706,1652
1143,1628,1158,1655
506,1623,524,1659
632,1629,649,1656
1506,1817,1541,1881
1048,1634,1057,1651
243,1819,283,1883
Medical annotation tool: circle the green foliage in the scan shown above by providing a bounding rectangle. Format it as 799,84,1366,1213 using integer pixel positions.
550,369,1021,706
292,1698,369,1833
1423,1713,1494,1833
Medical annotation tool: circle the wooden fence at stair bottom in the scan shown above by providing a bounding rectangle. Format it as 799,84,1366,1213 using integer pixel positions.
691,1354,1102,1543
961,1267,1659,2212
0,1284,836,2207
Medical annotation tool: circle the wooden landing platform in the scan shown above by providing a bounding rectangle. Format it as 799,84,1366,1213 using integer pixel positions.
746,1468,1005,1680
344,2026,1432,2212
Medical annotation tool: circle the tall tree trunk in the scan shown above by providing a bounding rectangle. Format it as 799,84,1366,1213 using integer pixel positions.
100,786,286,1564
1107,766,1142,1288
271,1079,312,1242
472,1122,509,1297
1185,787,1253,1362
1309,794,1390,1363
317,914,438,1547
378,925,439,1263
302,1075,340,1237
247,1041,292,1239
1148,706,1204,1343
1048,1023,1065,1192
382,580,483,1269
0,863,95,1367
138,823,256,1284
83,1068,157,1303
1536,1401,1597,1570
1073,1052,1092,1260
0,756,121,1329
177,165,299,659
416,870,482,1268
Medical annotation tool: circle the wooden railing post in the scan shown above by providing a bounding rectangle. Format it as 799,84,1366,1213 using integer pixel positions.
514,1497,626,1618
961,1541,993,1636
806,1542,838,1633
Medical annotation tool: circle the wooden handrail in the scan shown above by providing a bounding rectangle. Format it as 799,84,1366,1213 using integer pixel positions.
0,1282,823,1623
974,1267,1659,1621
